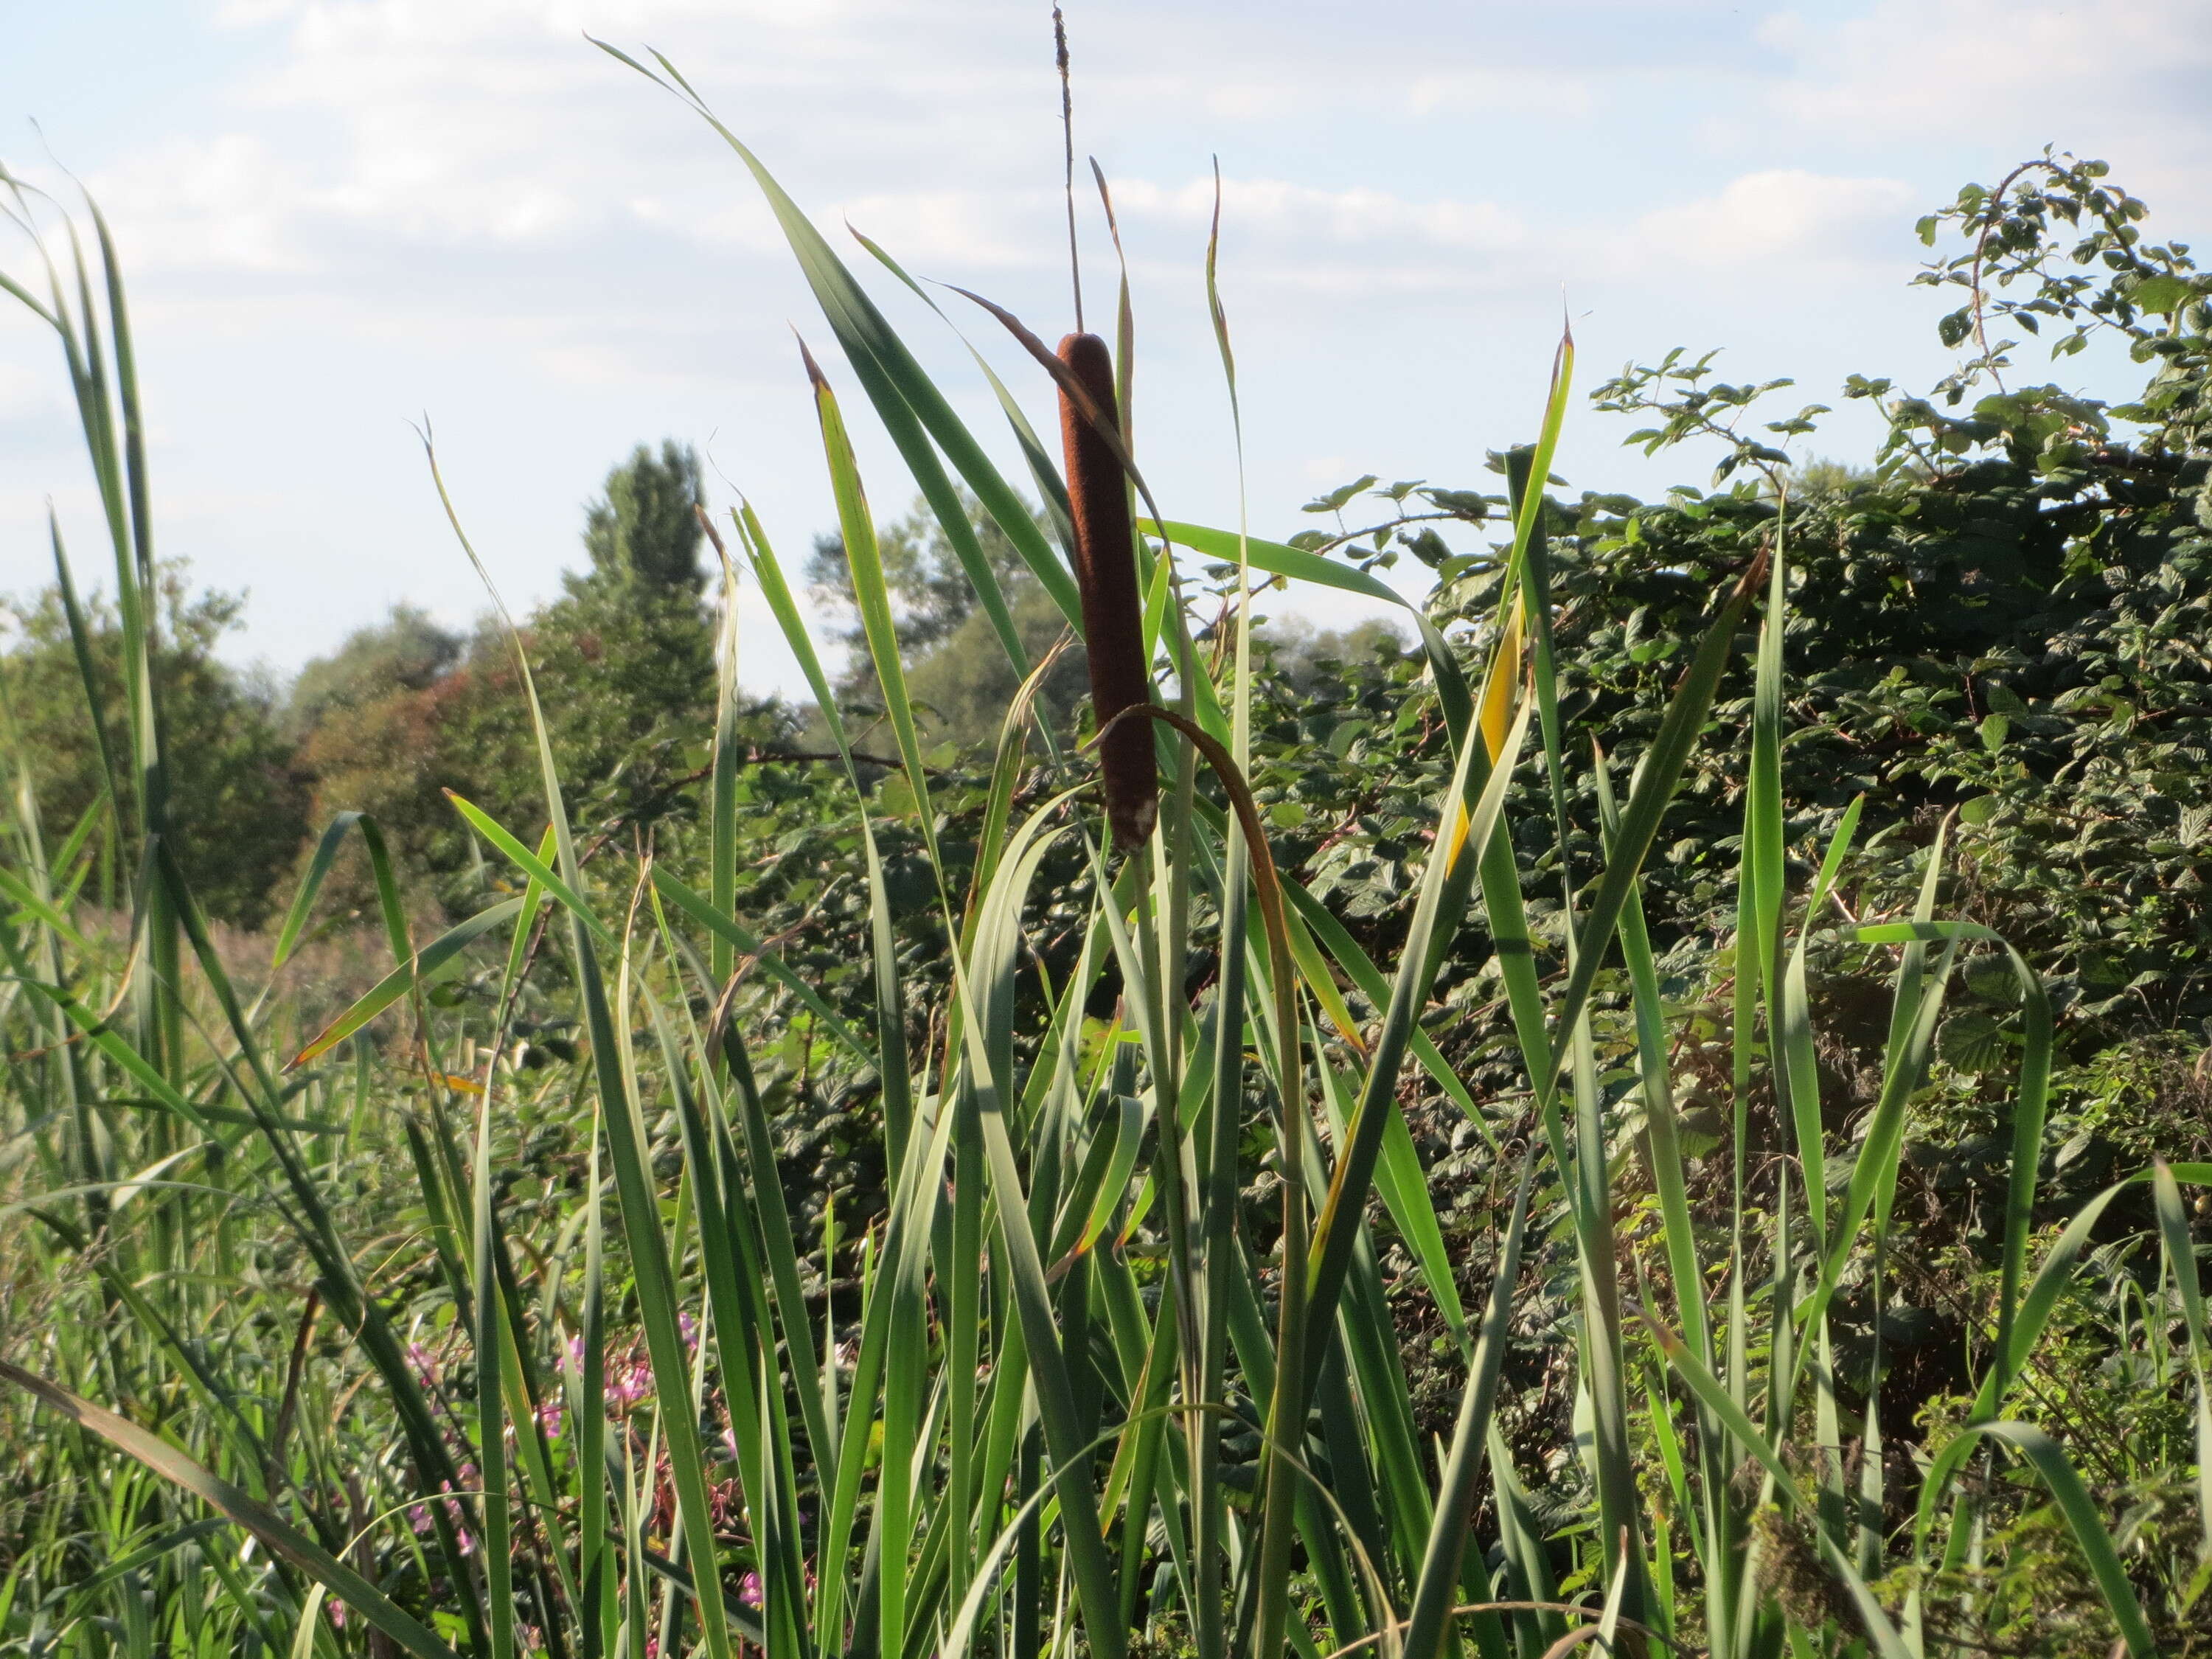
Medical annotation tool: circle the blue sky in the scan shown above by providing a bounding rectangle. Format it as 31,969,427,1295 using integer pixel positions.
3,0,2207,697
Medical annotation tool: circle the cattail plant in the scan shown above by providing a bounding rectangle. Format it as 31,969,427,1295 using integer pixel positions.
1054,329,1156,849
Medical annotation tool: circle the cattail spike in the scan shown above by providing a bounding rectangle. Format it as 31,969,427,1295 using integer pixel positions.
1054,6,1082,335
1057,330,1155,849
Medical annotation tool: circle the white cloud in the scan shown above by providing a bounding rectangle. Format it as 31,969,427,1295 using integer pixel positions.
82,0,1552,294
1758,0,2212,222
653,173,1527,295
822,190,1060,271
89,134,318,271
1404,68,1598,120
214,0,302,24
1116,177,1523,250
1637,170,1917,268
531,338,711,389
75,1,1051,288
10,0,2212,688
1763,0,2212,131
0,361,51,417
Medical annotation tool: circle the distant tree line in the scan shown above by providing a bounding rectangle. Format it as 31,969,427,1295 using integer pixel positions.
0,440,1402,931
3,441,731,928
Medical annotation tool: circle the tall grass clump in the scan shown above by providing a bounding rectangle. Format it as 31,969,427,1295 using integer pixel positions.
1,51,2206,1659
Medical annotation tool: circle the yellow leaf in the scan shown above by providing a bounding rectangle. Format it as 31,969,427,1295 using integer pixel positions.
1477,601,1524,765
1446,602,1526,868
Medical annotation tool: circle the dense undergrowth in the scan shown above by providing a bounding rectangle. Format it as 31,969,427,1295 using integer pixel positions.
3,42,2212,1659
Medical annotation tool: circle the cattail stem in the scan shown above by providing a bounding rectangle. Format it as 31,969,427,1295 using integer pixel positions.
1057,330,1156,849
1053,5,1082,334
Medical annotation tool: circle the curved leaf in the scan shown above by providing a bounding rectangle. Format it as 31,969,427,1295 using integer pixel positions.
0,1359,459,1659
288,897,525,1068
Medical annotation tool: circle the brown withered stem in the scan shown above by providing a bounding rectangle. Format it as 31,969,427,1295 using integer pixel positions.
1056,330,1155,849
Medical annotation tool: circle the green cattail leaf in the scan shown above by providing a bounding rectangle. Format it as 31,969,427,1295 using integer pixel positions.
1635,1315,1912,1658
288,898,525,1068
1399,1155,1532,1659
0,1360,459,1659
1144,518,1472,742
591,49,1081,632
1914,1421,2156,1657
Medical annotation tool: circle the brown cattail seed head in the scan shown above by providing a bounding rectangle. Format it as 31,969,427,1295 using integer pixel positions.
1057,331,1156,850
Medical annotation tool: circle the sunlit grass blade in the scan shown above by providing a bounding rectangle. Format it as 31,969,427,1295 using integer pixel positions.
45,515,122,814
270,812,371,970
1632,1315,1911,1659
287,897,526,1067
636,974,806,1657
1399,1154,1531,1659
647,867,871,1063
447,792,613,942
2152,1160,2212,1562
1301,695,1531,1377
1914,1421,2157,1657
471,1038,515,1659
955,805,1127,1659
0,1359,460,1659
1276,879,1487,1134
1540,552,1767,1077
590,45,1081,630
802,341,948,873
845,224,1078,655
1849,919,2049,1400
1141,519,1472,742
425,436,737,1659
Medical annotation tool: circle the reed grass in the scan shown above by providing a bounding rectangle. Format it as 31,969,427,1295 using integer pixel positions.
0,53,2203,1659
